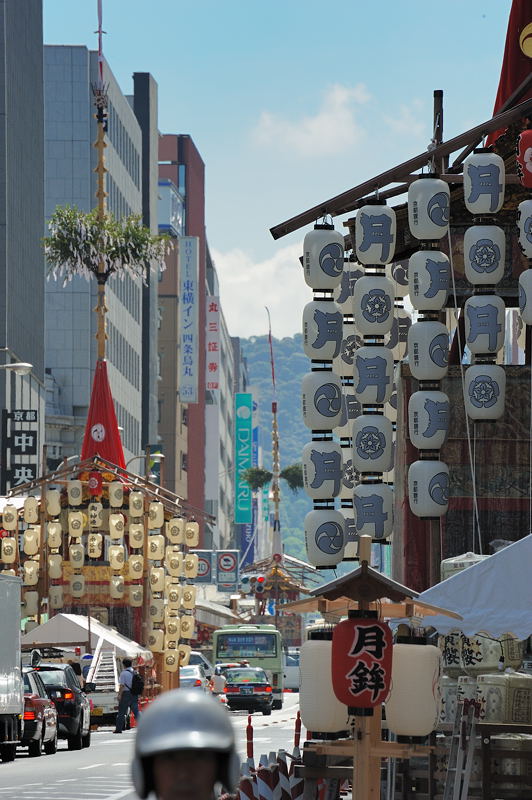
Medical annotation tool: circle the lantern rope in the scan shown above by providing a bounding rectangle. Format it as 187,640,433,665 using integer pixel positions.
447,229,483,554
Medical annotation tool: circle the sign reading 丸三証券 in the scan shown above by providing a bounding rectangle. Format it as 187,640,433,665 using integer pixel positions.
205,296,220,392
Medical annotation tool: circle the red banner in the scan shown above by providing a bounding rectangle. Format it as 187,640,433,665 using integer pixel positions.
81,360,125,468
332,617,392,708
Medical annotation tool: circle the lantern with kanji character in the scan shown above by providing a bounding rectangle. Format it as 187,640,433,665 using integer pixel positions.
353,345,394,405
300,630,349,734
332,613,392,711
408,391,450,450
355,200,396,265
304,509,345,568
517,199,532,259
303,299,343,361
353,275,395,336
49,585,63,610
408,460,449,518
464,295,505,355
385,641,441,736
463,364,506,421
303,223,345,290
463,149,505,214
302,439,343,499
463,225,505,285
408,250,450,311
408,175,450,240
517,130,532,189
407,321,449,381
353,482,393,540
301,370,343,430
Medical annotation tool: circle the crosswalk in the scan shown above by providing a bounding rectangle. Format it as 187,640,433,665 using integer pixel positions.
0,769,136,800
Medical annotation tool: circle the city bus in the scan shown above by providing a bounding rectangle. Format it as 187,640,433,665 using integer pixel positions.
212,624,284,708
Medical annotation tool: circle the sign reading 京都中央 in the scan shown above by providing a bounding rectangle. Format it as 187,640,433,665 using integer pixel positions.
2,408,39,492
178,236,199,404
331,617,393,708
205,296,220,392
234,393,253,524
216,550,240,592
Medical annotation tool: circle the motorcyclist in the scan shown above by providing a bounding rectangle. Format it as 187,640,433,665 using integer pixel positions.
132,688,240,800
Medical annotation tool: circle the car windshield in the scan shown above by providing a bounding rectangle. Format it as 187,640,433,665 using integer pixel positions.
180,667,199,678
35,668,68,687
225,668,268,683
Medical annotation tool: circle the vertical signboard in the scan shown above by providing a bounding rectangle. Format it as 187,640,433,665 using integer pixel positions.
234,393,253,524
178,236,199,403
205,296,220,392
1,409,39,493
216,550,240,592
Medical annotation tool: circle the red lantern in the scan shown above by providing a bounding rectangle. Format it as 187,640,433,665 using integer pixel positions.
331,615,393,709
88,470,103,497
517,129,532,189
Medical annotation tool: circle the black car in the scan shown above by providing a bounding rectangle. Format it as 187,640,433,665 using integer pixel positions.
34,663,91,750
21,667,58,757
224,667,273,715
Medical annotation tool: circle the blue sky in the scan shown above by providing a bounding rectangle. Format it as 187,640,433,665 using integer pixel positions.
44,0,513,337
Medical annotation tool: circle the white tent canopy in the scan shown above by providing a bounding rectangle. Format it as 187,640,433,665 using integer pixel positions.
411,535,532,638
21,613,153,664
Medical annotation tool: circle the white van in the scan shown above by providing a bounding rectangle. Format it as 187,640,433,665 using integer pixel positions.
282,649,300,691
189,651,213,680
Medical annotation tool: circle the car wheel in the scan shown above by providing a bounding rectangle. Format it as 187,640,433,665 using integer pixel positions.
262,708,272,716
82,728,91,748
272,699,282,710
0,743,16,762
44,728,58,755
67,726,83,751
28,734,43,758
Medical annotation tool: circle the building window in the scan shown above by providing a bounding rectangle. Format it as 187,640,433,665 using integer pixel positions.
181,452,188,472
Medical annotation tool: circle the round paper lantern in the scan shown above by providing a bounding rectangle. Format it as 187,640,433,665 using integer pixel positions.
68,511,84,538
408,176,450,240
166,517,184,544
408,391,450,450
129,523,144,549
129,491,144,516
178,644,192,667
180,615,195,639
303,299,343,361
70,574,85,598
182,585,196,610
46,489,61,517
517,129,532,188
87,533,103,559
149,599,164,623
385,643,441,736
519,269,532,324
23,527,40,556
517,199,532,258
147,534,165,561
384,309,411,362
464,295,505,354
352,415,393,474
48,553,62,579
166,584,182,609
353,276,395,336
355,201,396,265
129,585,143,608
23,496,38,523
464,364,506,420
333,264,363,312
148,628,164,652
109,545,125,571
408,250,450,311
463,149,505,214
302,439,343,499
1,536,16,563
88,502,103,528
301,371,343,430
353,346,394,405
109,512,125,539
184,553,199,578
23,560,39,586
165,547,183,577
463,225,505,285
49,585,63,610
69,543,85,568
148,502,164,530
184,520,200,548
149,566,165,592
2,504,17,530
385,260,409,299
108,481,124,507
303,223,345,291
304,509,345,568
331,616,393,709
408,460,449,518
407,321,449,381
47,521,62,549
300,635,349,733
353,482,393,540
128,554,144,580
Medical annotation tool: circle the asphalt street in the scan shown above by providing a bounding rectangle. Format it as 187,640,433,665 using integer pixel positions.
0,694,301,800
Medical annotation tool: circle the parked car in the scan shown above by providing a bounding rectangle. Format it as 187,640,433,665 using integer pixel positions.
34,663,91,750
283,649,300,691
179,665,209,691
224,667,273,715
21,667,58,757
189,651,214,680
216,661,249,677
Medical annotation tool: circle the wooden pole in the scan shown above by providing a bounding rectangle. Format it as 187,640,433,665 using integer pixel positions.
94,118,108,361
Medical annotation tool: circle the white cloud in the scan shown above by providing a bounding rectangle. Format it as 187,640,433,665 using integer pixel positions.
211,242,306,339
253,83,370,157
382,99,427,139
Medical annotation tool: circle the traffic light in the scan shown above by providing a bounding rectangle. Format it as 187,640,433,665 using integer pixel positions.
255,575,266,595
240,575,252,594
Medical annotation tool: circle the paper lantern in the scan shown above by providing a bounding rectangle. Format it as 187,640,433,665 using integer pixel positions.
48,553,62,579
303,223,345,291
384,309,411,362
517,199,532,258
128,554,144,580
47,521,62,549
331,616,393,708
2,504,17,530
1,536,16,563
355,201,396,265
166,584,182,609
463,225,505,285
88,502,103,528
165,547,183,577
301,371,343,430
178,644,191,667
67,480,82,506
464,364,506,421
109,545,125,571
302,299,343,361
147,534,165,561
353,346,394,405
129,491,144,516
407,321,449,381
149,566,165,592
464,295,505,354
129,585,143,607
184,553,199,578
184,520,200,548
408,175,450,240
516,129,532,188
520,269,532,325
463,149,505,214
182,585,196,610
110,575,125,599
408,391,450,450
165,632,179,650
408,460,449,518
353,482,393,540
180,615,195,639
109,513,125,540
302,440,343,499
46,489,61,517
149,599,164,623
23,527,40,556
22,590,39,617
148,502,164,530
108,481,124,507
87,533,103,559
129,523,144,549
353,276,395,337
49,585,63,610
304,509,345,568
385,643,441,736
408,250,450,311
300,635,348,733
148,628,164,652
23,560,39,585
166,517,184,544
385,260,409,299
68,511,84,538
69,543,85,568
165,614,181,637
352,415,393,474
23,496,39,523
70,574,85,598
164,650,180,672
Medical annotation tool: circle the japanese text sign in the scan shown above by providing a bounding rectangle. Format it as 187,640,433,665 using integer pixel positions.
331,617,392,708
205,295,220,392
178,236,199,403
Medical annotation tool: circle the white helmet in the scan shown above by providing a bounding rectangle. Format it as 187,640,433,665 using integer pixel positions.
132,689,240,798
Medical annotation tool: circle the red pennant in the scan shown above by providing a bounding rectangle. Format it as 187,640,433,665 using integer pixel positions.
486,0,532,147
88,471,103,496
81,360,126,468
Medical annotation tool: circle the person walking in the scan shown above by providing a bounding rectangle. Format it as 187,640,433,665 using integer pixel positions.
114,657,139,734
131,688,239,800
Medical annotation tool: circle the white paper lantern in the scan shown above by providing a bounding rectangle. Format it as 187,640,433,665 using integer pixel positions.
49,585,63,610
46,489,61,517
385,643,441,736
408,460,449,518
23,560,39,586
385,260,409,299
408,176,450,240
333,264,363,312
302,299,343,361
67,480,82,506
353,275,395,335
23,496,39,523
182,585,196,610
149,598,164,623
70,574,85,598
164,650,180,672
353,346,394,404
302,440,343,499
463,149,505,215
300,638,348,733
166,517,184,544
109,513,125,540
408,391,450,450
184,553,199,578
2,504,18,530
129,523,144,549
166,584,182,609
303,224,345,290
47,521,62,549
353,482,393,540
129,585,143,607
23,527,40,556
180,615,195,639
165,547,183,577
407,321,449,381
519,270,532,324
352,415,393,474
148,502,164,530
464,364,506,421
109,545,125,571
69,543,85,568
408,250,450,311
304,509,345,568
463,225,505,285
149,566,166,592
355,202,396,265
464,295,505,354
165,632,179,650
384,310,411,362
68,511,84,538
178,644,191,667
87,533,103,559
128,554,144,580
184,520,200,548
88,502,103,528
129,491,144,517
48,553,62,579
148,628,164,652
108,481,124,507
147,534,165,561
301,371,343,430
517,199,532,258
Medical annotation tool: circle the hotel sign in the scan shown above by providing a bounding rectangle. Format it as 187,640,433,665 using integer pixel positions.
178,236,200,404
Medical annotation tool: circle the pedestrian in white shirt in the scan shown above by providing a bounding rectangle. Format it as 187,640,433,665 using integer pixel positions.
114,657,139,733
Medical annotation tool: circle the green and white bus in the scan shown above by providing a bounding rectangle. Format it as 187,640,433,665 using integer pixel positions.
212,624,283,709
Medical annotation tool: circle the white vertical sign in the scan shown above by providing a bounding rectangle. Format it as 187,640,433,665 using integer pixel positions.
205,296,220,392
178,236,199,403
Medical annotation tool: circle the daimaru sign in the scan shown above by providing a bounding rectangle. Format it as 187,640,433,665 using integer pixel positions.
234,393,253,524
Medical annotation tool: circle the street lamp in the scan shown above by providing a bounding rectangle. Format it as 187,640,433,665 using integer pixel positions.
126,452,165,482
